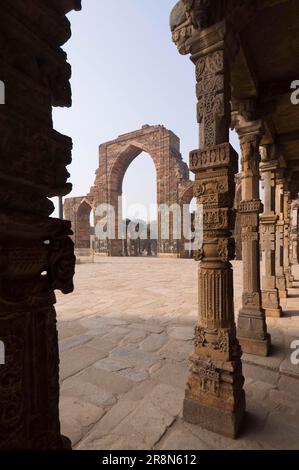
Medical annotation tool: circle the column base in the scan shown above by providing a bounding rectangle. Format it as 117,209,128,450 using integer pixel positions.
183,391,246,439
157,253,179,259
238,333,271,357
265,307,282,318
262,290,282,317
278,290,288,299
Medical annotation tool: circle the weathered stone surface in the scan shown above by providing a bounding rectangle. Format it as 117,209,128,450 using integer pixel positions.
58,321,87,341
59,334,93,353
59,397,104,446
245,380,275,402
124,380,157,401
167,326,194,341
60,346,107,381
87,335,120,353
78,433,149,451
242,363,279,385
118,368,149,383
123,329,148,344
151,363,188,391
56,259,299,449
183,422,235,450
262,412,299,450
110,346,158,368
77,399,138,449
242,346,285,371
130,322,165,334
94,357,132,373
112,384,183,448
140,333,168,352
278,375,299,398
159,339,193,363
160,425,210,450
76,367,134,394
280,357,299,379
62,379,116,407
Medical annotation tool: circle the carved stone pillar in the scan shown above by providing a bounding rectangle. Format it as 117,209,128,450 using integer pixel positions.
260,147,282,317
290,201,299,264
234,174,242,260
171,13,245,436
0,0,80,449
275,172,288,299
234,120,270,356
283,186,293,288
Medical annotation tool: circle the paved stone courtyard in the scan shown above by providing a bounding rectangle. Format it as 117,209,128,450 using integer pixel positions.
56,258,299,450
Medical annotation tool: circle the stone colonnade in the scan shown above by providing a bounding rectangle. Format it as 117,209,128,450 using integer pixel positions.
170,0,299,438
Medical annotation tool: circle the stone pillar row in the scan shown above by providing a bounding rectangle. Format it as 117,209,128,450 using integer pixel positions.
259,147,295,317
170,0,297,440
233,117,270,356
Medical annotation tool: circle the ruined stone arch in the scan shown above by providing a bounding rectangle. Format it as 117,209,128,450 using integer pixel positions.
66,125,193,257
64,196,95,251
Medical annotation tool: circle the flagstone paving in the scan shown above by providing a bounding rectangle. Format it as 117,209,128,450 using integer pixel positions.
55,257,299,450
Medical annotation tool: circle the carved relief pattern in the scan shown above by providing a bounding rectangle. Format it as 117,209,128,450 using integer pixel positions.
188,356,220,397
0,0,81,450
171,7,245,430
194,325,230,354
195,51,227,148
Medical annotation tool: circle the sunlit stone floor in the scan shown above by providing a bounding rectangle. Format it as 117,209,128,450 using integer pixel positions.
55,258,299,450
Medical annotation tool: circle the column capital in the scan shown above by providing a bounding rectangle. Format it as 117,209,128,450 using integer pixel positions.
231,99,263,139
170,0,255,57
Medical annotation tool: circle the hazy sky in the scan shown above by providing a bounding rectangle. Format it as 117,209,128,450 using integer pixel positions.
53,0,239,219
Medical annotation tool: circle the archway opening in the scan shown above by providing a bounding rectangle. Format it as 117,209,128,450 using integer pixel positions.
76,200,93,249
121,151,157,257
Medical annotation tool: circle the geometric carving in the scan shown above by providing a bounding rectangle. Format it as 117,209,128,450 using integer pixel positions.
171,8,245,437
190,143,238,172
188,356,220,397
194,325,230,354
0,0,81,449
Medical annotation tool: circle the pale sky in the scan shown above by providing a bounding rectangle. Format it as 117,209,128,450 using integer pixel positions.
52,0,239,219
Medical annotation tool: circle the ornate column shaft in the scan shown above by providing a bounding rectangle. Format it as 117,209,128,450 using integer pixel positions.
290,201,299,264
234,119,270,356
260,146,282,317
0,0,80,449
275,171,288,298
283,185,293,288
172,18,245,437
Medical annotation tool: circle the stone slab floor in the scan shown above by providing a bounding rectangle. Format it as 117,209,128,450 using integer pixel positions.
56,258,299,450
